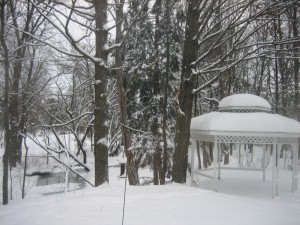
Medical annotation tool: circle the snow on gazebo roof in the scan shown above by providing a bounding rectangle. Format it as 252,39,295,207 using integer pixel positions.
191,112,300,138
218,94,272,112
190,94,300,143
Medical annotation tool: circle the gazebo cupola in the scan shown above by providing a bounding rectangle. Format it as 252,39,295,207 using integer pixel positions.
218,94,272,113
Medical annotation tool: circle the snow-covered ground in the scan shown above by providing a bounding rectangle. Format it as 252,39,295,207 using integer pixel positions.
0,164,300,225
0,134,300,225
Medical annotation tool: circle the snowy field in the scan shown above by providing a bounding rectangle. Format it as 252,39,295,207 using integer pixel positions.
0,136,300,225
1,165,300,225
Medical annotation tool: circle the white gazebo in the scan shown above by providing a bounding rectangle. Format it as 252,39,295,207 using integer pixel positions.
190,94,300,198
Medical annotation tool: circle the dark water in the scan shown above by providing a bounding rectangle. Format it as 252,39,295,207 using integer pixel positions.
36,170,86,189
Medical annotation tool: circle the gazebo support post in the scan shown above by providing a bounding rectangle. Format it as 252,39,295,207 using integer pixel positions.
291,143,298,192
272,142,275,198
190,141,195,186
272,141,279,198
238,144,241,165
213,138,218,191
276,144,281,196
262,144,266,182
218,143,221,180
295,143,298,191
291,144,295,192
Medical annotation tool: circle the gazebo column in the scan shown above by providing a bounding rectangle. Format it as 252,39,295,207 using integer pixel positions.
217,143,221,180
296,143,298,191
213,137,218,191
276,144,281,196
262,144,267,182
272,141,279,198
190,140,195,186
291,143,298,192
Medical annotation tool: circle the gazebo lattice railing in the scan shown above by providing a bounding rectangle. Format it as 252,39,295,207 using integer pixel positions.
190,133,299,198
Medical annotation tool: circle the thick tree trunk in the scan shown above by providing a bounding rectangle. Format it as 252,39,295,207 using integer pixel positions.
7,0,34,166
152,0,164,185
173,81,194,183
1,1,10,205
93,0,109,186
8,47,24,166
115,0,139,185
161,0,171,185
172,0,198,183
2,155,9,205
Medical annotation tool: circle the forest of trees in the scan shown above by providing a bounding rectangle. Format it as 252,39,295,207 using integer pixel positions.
1,0,299,205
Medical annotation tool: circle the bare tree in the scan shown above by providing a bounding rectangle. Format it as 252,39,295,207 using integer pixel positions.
1,0,10,205
30,0,158,186
1,0,51,204
29,0,112,185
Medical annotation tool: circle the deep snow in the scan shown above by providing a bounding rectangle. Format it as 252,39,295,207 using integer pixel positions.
0,164,300,225
0,134,300,225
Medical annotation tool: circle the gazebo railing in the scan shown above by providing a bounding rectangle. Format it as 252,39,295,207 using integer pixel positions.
191,132,299,145
190,135,299,198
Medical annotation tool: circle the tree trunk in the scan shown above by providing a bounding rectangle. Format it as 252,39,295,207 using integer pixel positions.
7,0,34,166
162,0,171,185
202,142,208,169
22,135,29,199
223,144,229,165
115,0,139,185
93,0,109,186
8,46,24,166
292,4,299,121
2,154,9,205
209,142,213,165
1,1,10,205
172,0,199,184
152,0,164,185
273,17,280,114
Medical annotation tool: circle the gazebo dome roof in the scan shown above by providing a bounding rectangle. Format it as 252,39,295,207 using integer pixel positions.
190,112,300,137
191,94,300,139
219,94,272,112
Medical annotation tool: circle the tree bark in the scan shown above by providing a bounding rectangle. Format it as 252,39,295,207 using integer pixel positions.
115,0,139,185
172,0,198,183
93,0,109,186
1,0,10,205
7,0,34,166
223,144,229,165
152,0,164,185
162,0,171,184
292,4,299,121
22,135,29,199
